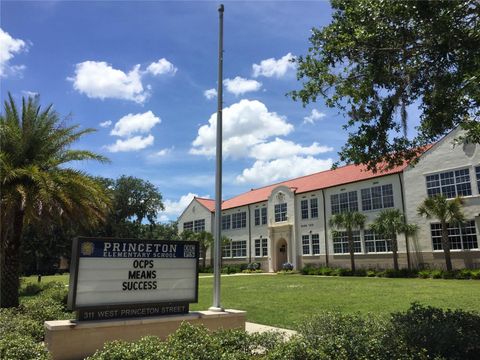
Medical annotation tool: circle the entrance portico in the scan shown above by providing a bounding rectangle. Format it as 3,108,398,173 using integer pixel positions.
268,224,294,272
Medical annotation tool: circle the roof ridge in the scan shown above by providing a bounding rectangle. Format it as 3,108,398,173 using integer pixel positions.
223,162,360,202
194,196,214,201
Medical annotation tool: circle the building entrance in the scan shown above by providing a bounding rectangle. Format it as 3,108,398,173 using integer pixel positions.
276,238,288,271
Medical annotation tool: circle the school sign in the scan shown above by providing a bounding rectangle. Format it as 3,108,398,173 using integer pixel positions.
67,237,199,321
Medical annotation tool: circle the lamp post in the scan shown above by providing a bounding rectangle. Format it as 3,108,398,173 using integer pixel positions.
209,3,224,312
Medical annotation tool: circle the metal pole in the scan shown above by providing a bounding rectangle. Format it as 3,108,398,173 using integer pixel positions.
209,3,224,312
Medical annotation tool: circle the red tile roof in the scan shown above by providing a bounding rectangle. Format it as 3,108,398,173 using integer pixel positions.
198,162,408,212
221,162,408,210
195,197,216,212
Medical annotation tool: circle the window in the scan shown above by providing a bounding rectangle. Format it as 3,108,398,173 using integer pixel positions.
364,230,392,253
361,184,394,211
183,221,193,231
231,240,247,257
302,235,310,255
331,191,358,214
301,200,309,219
254,209,260,226
426,168,472,198
333,231,361,254
223,240,247,258
430,220,478,250
310,198,319,218
255,238,268,257
222,215,231,230
232,212,247,229
476,166,480,193
261,207,267,225
275,203,287,222
302,233,321,255
222,242,231,258
194,219,205,232
312,234,320,254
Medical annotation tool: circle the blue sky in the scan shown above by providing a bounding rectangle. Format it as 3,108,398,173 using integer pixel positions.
1,1,356,221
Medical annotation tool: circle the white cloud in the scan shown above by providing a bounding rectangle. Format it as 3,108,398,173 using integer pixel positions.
153,148,172,157
110,111,161,137
0,28,27,77
236,156,333,185
99,120,112,128
252,53,295,78
22,90,38,97
250,138,333,161
146,58,177,76
69,61,147,103
161,192,210,220
190,99,293,158
224,77,262,96
204,88,217,100
105,134,154,152
303,109,326,124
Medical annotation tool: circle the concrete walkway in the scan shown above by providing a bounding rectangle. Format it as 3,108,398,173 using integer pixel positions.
245,322,297,339
198,272,277,279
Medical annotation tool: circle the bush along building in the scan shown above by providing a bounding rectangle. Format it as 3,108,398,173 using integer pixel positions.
178,128,480,271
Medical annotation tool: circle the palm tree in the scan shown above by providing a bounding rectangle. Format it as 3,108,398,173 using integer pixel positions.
329,211,366,272
0,94,110,308
370,209,417,271
194,231,214,269
417,195,465,271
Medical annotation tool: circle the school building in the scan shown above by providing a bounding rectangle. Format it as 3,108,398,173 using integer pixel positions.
178,128,480,271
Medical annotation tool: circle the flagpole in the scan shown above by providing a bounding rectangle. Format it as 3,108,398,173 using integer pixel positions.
209,3,224,312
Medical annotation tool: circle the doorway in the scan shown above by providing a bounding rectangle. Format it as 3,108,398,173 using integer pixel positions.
276,238,288,271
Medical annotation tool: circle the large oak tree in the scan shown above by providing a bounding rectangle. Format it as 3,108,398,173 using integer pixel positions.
291,0,479,171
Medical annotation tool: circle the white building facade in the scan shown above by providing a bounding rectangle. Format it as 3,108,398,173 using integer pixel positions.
178,129,480,271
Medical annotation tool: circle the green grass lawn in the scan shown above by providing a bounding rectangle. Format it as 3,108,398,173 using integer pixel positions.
191,274,480,329
23,273,480,329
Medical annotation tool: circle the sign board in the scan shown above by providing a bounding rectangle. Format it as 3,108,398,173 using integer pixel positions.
67,237,199,321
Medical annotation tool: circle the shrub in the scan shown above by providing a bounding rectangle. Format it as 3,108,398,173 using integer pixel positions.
19,283,43,297
199,265,213,273
266,336,321,360
366,269,377,277
87,336,166,360
20,296,70,324
455,269,472,280
247,262,261,271
0,333,50,360
221,263,249,274
221,265,242,274
331,267,352,276
0,308,44,341
282,262,294,271
354,268,367,277
301,264,315,275
418,270,431,279
319,267,333,276
431,270,443,279
40,281,68,305
471,269,480,280
441,270,456,279
391,303,480,360
383,269,405,278
297,311,414,360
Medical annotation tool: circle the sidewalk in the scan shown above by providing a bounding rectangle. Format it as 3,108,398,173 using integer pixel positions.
245,322,297,339
198,272,277,279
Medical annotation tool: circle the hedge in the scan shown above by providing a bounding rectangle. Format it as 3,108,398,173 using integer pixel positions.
301,264,480,280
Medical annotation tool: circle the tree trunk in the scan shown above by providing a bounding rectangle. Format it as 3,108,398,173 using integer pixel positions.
441,221,453,271
201,245,206,270
348,231,355,273
392,233,399,271
0,208,24,308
